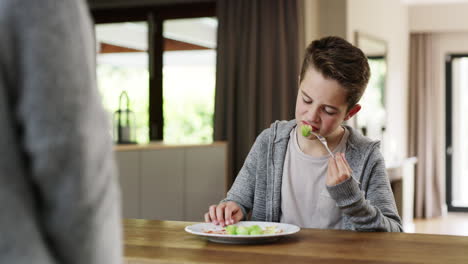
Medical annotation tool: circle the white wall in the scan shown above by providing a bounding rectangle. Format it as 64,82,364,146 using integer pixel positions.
302,0,347,45
319,0,347,39
302,0,320,46
347,0,409,164
410,3,468,33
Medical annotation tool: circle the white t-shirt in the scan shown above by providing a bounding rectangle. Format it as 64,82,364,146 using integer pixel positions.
280,126,349,229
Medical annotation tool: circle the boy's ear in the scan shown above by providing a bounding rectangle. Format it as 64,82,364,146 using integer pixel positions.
344,104,361,121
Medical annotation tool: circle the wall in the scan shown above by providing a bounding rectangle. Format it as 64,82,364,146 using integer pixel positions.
319,0,347,39
302,0,320,46
302,0,347,46
346,0,409,165
410,3,468,33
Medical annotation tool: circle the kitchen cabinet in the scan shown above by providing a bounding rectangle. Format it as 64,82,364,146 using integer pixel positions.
185,146,227,221
115,142,227,221
140,148,184,220
115,151,140,219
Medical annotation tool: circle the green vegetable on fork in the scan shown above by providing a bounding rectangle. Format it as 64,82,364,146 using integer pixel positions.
301,124,312,137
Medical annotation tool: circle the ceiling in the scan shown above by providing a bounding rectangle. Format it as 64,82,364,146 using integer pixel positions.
95,18,217,52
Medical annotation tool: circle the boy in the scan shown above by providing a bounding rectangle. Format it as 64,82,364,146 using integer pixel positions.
205,36,402,232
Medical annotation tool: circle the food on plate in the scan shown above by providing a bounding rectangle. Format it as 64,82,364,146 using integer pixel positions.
203,224,282,235
225,225,238,235
236,226,249,235
264,226,278,234
203,229,226,235
248,225,263,235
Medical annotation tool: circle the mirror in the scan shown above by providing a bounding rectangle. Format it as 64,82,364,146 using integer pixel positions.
354,31,388,141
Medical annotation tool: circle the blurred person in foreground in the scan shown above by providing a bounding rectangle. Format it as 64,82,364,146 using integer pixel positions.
0,0,122,263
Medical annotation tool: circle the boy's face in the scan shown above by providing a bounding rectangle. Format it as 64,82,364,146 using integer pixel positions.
295,66,360,138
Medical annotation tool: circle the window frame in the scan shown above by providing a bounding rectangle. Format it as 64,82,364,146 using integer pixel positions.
90,2,216,141
445,53,468,212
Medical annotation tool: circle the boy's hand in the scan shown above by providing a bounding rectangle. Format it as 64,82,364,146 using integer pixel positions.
326,152,352,186
204,201,243,227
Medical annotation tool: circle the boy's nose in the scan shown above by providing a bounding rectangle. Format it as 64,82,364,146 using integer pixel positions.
306,106,320,123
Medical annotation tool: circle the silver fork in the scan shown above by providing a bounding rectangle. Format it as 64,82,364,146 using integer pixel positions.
310,131,361,184
310,131,335,158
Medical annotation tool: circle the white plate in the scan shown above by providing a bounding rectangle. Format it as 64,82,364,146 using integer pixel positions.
185,221,300,244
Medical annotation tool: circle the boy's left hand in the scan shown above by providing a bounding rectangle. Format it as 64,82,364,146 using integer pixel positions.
326,152,352,186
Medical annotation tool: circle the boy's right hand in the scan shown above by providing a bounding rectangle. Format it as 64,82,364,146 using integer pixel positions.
204,201,244,227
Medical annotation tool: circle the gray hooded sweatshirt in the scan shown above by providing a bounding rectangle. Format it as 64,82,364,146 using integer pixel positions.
0,0,122,263
224,120,403,232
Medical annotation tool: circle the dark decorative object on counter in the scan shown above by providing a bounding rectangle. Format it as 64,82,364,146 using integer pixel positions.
113,91,137,144
361,126,367,136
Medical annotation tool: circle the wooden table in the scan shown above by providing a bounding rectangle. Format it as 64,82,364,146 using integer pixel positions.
124,219,468,264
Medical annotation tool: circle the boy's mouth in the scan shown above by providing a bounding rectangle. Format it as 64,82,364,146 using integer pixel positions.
301,121,319,133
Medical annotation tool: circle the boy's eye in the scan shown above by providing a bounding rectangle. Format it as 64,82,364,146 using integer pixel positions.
323,106,337,115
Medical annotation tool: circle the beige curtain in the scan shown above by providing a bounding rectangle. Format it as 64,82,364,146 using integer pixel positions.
408,33,445,218
214,0,300,185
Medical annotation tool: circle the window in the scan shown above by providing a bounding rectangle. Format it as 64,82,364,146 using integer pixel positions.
163,18,217,144
354,32,387,141
357,57,387,140
96,22,150,143
91,3,216,144
446,54,468,211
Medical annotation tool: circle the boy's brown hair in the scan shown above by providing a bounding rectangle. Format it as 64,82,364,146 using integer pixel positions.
299,36,371,110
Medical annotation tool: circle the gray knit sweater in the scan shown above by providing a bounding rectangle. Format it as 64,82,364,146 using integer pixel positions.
0,0,122,263
224,120,403,232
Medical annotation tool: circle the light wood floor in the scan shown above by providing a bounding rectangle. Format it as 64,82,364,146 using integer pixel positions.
412,212,468,236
